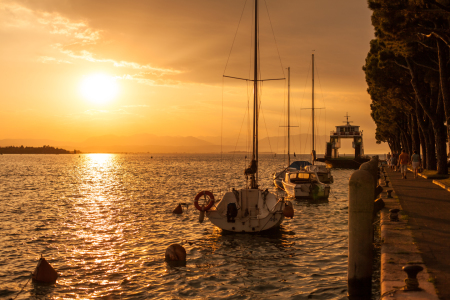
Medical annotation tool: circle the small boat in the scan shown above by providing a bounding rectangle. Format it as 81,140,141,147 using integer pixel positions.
273,160,312,189
194,0,289,233
282,169,330,200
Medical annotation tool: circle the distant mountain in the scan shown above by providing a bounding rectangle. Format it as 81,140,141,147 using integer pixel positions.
81,134,212,147
0,133,336,154
198,134,329,154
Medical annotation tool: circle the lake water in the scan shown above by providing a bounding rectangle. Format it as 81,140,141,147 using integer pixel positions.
0,153,379,299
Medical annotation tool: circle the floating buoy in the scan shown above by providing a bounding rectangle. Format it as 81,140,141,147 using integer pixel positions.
173,204,183,214
32,256,58,283
165,244,186,262
199,206,205,223
283,201,294,218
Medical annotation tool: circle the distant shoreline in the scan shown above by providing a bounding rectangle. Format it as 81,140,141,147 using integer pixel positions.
0,146,79,154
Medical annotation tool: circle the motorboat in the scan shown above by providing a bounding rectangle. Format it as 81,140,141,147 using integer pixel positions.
273,160,312,189
282,169,330,200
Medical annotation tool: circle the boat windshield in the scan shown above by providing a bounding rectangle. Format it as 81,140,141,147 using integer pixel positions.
295,173,309,179
289,173,310,182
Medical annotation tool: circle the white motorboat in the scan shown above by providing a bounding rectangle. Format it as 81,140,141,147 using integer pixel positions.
194,0,291,233
282,169,330,200
273,160,312,189
305,164,333,184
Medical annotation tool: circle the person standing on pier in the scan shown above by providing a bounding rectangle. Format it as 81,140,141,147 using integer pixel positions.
399,149,410,179
411,150,421,179
391,151,398,171
387,152,391,168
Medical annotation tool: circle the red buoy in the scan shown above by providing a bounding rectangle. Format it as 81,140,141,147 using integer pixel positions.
173,204,183,214
32,256,58,283
165,244,186,262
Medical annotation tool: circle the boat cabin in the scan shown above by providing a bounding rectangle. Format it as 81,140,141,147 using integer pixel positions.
286,172,317,184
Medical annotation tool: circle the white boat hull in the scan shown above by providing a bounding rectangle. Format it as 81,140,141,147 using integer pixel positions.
282,170,330,200
206,188,286,233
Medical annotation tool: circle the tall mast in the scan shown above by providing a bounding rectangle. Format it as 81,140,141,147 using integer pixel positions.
312,53,315,165
287,66,290,166
252,0,259,188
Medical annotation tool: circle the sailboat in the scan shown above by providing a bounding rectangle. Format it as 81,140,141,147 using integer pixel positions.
193,0,290,233
272,67,311,189
282,54,331,200
304,53,333,184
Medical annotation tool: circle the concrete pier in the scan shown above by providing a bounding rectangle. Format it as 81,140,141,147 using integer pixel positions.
379,167,450,299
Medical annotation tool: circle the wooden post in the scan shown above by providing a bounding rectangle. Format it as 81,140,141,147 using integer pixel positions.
348,169,374,298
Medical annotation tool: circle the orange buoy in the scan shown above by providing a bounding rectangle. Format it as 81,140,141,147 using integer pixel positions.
173,204,183,214
283,201,294,219
32,256,58,283
165,244,186,262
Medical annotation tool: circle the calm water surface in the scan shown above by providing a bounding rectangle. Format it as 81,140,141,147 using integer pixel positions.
0,154,376,299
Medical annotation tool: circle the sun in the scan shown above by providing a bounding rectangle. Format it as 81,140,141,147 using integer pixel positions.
80,74,119,104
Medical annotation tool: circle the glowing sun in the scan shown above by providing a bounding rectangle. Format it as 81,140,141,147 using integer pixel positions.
80,74,118,104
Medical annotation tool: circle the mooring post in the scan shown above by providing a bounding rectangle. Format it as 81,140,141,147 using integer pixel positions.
359,156,379,199
348,169,375,298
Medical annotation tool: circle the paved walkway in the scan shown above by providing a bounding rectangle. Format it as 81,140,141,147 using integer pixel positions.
386,167,450,299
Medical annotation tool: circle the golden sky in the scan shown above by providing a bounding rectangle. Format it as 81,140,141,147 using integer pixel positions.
0,0,388,153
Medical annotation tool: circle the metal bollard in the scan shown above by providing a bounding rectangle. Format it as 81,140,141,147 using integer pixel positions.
389,208,400,221
348,169,375,298
402,265,424,290
386,190,393,198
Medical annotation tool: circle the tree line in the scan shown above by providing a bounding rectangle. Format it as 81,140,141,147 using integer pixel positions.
0,145,80,154
364,0,450,174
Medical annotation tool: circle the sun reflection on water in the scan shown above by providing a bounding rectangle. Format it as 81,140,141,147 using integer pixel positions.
65,153,127,297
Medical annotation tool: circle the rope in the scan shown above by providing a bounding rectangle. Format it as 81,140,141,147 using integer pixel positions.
262,0,285,77
329,191,339,200
11,275,31,300
222,0,248,76
379,285,406,299
352,159,364,165
259,83,273,155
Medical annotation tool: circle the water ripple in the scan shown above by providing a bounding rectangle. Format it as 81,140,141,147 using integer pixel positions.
0,153,369,299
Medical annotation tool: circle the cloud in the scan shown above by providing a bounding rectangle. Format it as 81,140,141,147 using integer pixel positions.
0,2,100,44
58,47,181,76
119,73,181,87
1,2,181,81
37,56,72,64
